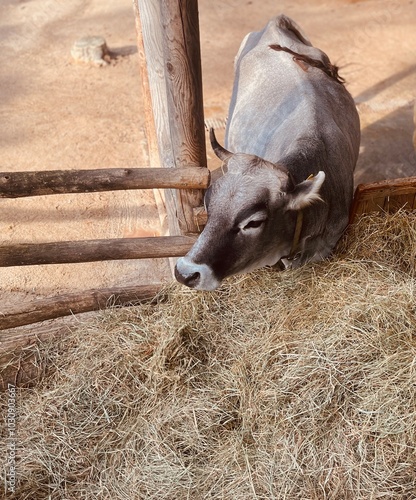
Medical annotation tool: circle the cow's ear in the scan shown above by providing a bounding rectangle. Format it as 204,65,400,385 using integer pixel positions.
285,171,325,210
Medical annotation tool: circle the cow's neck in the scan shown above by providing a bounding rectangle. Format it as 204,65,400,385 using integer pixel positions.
274,210,303,270
288,210,303,259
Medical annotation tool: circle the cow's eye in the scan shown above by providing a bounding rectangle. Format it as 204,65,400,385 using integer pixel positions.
243,219,266,230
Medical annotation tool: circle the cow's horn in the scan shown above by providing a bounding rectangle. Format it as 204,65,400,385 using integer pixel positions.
209,128,232,162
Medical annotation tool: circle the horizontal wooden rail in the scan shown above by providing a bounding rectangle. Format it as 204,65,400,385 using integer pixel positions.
0,284,163,331
0,167,210,198
0,236,197,267
353,176,416,200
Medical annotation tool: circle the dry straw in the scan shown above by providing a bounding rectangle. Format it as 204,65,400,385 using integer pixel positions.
1,211,416,499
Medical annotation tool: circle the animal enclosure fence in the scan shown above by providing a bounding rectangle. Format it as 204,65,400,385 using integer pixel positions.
0,167,209,331
2,170,415,332
0,0,210,330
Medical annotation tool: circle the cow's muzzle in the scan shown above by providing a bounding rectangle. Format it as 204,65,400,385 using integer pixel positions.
174,257,220,291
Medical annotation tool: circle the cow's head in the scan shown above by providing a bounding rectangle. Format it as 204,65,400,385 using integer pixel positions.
174,129,325,290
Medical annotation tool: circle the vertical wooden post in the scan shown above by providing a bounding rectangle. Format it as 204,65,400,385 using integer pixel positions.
133,0,207,239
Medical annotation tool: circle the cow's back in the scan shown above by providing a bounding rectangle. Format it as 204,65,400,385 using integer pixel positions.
225,14,360,258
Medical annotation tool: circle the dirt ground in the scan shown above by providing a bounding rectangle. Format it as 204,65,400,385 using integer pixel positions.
1,0,415,312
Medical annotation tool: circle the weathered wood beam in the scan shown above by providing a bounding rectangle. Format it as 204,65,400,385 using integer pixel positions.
353,176,416,201
133,0,173,273
0,167,210,198
0,284,163,331
0,235,197,267
134,0,207,236
350,176,416,223
193,205,208,229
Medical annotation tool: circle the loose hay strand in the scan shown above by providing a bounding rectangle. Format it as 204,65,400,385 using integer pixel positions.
1,211,416,499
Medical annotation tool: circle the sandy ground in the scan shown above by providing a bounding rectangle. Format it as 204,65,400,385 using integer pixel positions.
1,0,415,311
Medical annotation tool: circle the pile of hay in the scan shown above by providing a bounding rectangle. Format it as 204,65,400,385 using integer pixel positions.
1,212,416,499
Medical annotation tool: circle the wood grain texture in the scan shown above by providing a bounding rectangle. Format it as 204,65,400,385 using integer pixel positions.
135,0,207,235
134,0,174,274
0,284,162,331
136,0,182,245
349,176,416,223
0,167,210,198
193,205,208,229
0,235,197,267
161,1,207,168
161,0,207,233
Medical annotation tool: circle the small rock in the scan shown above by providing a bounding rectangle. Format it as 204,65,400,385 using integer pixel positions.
71,36,110,67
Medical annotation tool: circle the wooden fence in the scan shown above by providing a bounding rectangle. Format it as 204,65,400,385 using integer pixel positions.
0,167,209,268
0,0,211,332
349,176,416,223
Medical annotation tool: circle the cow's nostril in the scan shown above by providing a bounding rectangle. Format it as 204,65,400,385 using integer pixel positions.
185,271,200,288
175,259,219,290
174,265,201,288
